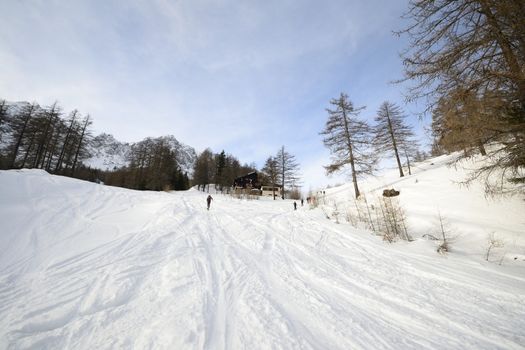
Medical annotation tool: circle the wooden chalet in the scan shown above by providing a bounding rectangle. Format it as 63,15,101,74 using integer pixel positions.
233,171,260,189
233,172,283,197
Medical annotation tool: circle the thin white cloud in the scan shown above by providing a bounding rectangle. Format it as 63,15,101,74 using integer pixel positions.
0,0,420,186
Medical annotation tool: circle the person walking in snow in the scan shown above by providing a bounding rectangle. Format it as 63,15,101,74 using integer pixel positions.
206,195,213,210
293,201,297,210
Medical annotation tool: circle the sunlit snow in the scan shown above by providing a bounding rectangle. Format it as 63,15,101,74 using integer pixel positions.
1,156,524,349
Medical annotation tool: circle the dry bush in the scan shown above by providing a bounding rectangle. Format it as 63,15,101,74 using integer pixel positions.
378,196,410,242
485,232,505,262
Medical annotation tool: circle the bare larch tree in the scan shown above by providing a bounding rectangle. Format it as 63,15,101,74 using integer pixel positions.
373,101,416,177
398,0,525,193
320,93,375,199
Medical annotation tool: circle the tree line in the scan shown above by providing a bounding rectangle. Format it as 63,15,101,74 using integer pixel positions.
261,146,301,199
0,101,92,176
0,100,196,191
1,99,304,196
192,148,256,192
192,146,302,199
103,136,191,191
322,0,524,197
320,94,420,199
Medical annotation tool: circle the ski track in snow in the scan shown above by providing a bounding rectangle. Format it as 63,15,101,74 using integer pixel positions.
0,170,524,349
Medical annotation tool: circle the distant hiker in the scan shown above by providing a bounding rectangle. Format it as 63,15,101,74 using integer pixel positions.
293,201,297,210
301,198,304,206
207,195,213,210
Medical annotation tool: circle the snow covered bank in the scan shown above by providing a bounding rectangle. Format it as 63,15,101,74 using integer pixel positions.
320,153,525,263
1,169,524,349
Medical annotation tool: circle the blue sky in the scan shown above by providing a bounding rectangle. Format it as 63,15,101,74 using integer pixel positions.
0,0,429,190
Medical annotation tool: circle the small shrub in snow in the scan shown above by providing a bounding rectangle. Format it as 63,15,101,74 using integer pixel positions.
349,195,377,233
437,241,449,254
378,196,410,242
485,233,505,262
345,206,357,226
435,211,452,254
332,203,340,224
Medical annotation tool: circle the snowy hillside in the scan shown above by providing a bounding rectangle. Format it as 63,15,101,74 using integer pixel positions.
1,165,524,349
319,153,525,263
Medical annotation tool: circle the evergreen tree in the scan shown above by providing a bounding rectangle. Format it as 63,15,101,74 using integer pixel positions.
262,156,279,200
215,150,227,190
193,148,215,191
275,146,301,199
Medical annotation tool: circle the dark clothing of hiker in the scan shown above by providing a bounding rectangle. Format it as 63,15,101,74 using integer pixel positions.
207,195,213,210
293,201,297,210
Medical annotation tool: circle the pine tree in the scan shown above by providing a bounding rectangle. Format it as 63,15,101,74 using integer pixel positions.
373,101,416,177
262,156,279,200
320,93,375,198
215,150,227,190
193,148,215,191
275,146,301,199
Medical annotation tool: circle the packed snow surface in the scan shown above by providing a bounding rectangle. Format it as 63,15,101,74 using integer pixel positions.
1,167,524,349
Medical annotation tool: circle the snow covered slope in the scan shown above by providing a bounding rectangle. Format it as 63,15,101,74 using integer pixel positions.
0,169,524,349
320,153,525,262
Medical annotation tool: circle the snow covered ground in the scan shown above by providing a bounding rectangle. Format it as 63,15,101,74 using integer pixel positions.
1,163,524,349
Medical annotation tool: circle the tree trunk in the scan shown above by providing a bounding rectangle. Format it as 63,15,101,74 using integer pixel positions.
55,113,77,172
341,99,360,198
280,147,285,199
71,115,90,176
404,148,412,176
20,132,36,168
349,148,360,199
10,105,35,168
385,106,404,177
34,111,54,169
